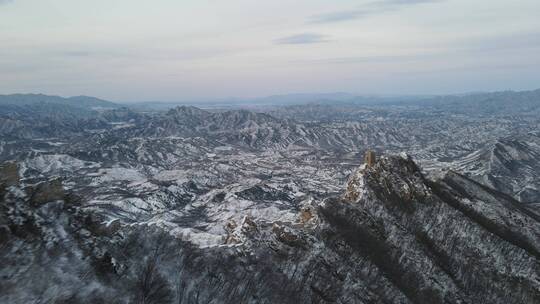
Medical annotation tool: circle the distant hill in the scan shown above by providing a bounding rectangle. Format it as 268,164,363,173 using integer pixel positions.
0,94,118,109
0,94,122,139
411,89,540,116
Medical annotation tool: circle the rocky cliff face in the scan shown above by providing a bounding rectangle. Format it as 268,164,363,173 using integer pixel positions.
1,154,538,303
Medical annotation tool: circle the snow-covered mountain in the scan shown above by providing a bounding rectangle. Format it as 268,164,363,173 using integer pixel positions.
421,133,540,203
1,91,540,303
1,154,538,303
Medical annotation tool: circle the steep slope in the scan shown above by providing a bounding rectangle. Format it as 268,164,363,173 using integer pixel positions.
430,134,540,203
335,155,539,303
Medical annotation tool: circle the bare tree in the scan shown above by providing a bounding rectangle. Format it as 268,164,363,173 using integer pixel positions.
132,234,173,304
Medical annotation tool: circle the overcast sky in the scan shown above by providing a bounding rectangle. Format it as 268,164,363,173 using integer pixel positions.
1,0,539,101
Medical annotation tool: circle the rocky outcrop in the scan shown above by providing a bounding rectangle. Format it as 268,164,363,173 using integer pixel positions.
27,178,65,206
0,162,20,188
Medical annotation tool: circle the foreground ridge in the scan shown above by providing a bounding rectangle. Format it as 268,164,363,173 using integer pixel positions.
1,154,539,303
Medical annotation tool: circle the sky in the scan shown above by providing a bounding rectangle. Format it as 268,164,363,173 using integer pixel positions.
1,0,539,102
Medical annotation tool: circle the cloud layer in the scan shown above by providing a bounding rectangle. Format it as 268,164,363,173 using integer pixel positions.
274,33,328,45
0,0,539,100
309,0,443,23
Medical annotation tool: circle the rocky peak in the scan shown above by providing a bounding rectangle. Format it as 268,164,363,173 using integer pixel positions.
344,153,430,203
166,106,210,118
164,106,212,128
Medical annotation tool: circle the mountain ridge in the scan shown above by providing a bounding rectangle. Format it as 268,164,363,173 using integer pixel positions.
2,153,538,303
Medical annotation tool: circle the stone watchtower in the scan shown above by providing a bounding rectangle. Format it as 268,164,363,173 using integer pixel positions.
364,150,376,167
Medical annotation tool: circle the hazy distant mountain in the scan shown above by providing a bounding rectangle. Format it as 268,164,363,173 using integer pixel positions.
3,89,539,114
0,94,123,139
125,93,433,111
411,89,540,116
251,92,358,105
0,94,118,109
